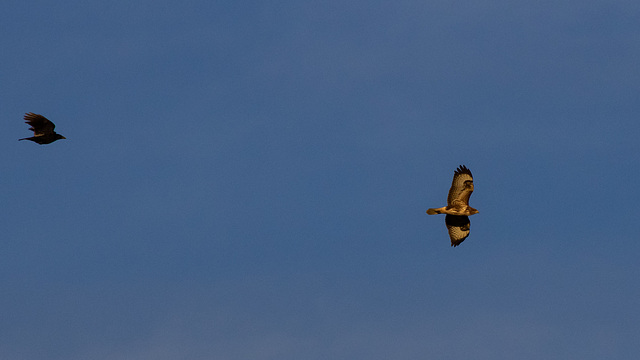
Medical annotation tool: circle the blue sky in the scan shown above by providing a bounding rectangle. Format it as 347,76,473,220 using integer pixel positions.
2,0,640,358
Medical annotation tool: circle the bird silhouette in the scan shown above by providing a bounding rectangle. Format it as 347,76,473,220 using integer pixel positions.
19,113,66,144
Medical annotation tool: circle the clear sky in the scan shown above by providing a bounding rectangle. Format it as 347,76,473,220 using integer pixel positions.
2,0,639,359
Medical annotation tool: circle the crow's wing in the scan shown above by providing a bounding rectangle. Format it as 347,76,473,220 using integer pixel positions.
24,113,55,135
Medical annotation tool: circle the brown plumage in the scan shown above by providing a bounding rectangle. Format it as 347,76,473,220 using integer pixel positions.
427,165,479,247
19,113,66,144
444,214,471,247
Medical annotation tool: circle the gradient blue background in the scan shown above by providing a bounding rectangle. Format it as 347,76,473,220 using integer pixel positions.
2,0,639,358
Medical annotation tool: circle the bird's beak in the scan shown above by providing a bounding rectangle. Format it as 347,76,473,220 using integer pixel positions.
60,136,66,139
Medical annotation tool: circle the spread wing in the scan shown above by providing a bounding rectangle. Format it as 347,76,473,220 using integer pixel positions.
446,165,474,207
24,112,55,136
445,215,470,247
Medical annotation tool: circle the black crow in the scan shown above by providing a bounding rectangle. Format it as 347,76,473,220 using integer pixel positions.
19,113,66,144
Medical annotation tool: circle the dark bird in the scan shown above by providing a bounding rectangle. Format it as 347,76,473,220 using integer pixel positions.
19,113,66,144
427,165,479,247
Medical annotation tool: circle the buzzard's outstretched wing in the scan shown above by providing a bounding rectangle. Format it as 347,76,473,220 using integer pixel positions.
24,112,56,136
445,215,471,247
447,165,474,207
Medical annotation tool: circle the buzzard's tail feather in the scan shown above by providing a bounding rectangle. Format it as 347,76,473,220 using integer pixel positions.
426,208,440,215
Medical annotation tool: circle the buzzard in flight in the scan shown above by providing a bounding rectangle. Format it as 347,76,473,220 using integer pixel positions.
19,113,66,144
426,165,479,247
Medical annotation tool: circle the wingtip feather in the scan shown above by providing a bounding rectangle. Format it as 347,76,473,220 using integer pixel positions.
455,164,472,177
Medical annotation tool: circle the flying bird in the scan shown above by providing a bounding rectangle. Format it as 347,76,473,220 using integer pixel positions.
19,113,66,144
426,165,479,247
